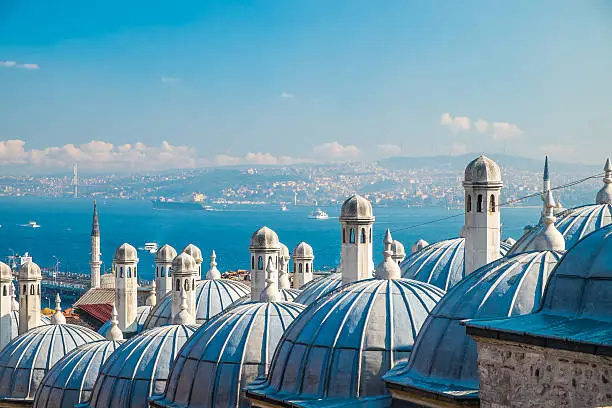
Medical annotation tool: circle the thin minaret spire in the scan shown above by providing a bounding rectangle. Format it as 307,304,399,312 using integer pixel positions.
90,200,101,289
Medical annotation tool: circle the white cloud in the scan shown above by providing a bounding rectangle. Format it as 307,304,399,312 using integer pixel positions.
440,113,470,133
0,61,39,69
474,119,489,133
161,76,179,83
312,141,360,161
489,122,522,141
212,152,306,166
376,144,402,157
280,92,295,98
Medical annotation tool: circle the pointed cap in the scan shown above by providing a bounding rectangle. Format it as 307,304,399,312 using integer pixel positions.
106,304,124,341
173,292,195,325
596,157,612,205
51,293,66,325
543,156,550,181
375,229,402,279
91,200,100,237
205,250,222,280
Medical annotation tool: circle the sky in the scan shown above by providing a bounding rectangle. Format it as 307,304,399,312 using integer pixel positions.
1,0,612,172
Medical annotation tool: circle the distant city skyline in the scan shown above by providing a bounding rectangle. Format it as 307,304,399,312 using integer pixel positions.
1,0,611,171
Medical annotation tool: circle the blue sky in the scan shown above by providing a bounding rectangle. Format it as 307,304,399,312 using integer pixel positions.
1,0,611,170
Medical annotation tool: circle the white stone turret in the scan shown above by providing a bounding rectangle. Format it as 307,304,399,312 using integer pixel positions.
278,243,291,290
0,261,13,348
18,260,42,334
205,250,221,280
260,257,280,303
171,252,198,320
146,280,157,306
106,304,124,341
51,293,66,325
249,226,280,301
596,157,612,205
375,230,402,280
90,200,101,289
182,244,203,279
155,244,177,303
292,242,314,289
463,155,503,275
114,243,139,333
339,194,375,284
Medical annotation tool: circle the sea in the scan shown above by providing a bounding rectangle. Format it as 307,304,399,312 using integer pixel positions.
0,197,541,282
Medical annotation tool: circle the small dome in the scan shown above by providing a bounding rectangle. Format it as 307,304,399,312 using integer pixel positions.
0,324,103,402
114,243,138,263
463,154,502,184
33,340,123,408
250,226,279,249
411,239,429,254
384,250,562,399
143,279,250,330
279,287,301,302
391,239,406,258
292,242,313,259
292,272,342,305
85,325,197,408
401,237,510,291
155,244,177,263
509,203,612,254
19,260,41,279
248,278,444,404
182,244,203,263
152,301,305,408
172,252,197,274
0,261,11,280
279,242,290,260
340,194,374,220
503,237,517,246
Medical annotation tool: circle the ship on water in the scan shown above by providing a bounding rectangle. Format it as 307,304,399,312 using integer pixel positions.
152,193,211,210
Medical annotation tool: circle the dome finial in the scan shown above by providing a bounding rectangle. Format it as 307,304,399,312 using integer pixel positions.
375,229,401,280
531,190,565,252
106,303,124,341
51,293,66,325
146,280,157,306
206,250,222,280
174,291,195,325
596,157,612,205
260,258,280,302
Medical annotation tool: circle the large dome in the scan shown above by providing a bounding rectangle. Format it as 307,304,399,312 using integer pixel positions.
509,203,612,254
84,324,197,408
33,340,123,408
142,278,250,330
340,194,374,221
247,278,444,405
292,272,342,305
463,155,502,184
401,237,509,291
151,301,306,408
0,324,103,403
384,250,562,402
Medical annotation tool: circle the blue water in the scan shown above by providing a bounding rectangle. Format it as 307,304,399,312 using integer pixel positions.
0,197,540,281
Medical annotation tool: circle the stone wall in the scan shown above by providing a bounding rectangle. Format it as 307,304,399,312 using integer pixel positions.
474,336,612,408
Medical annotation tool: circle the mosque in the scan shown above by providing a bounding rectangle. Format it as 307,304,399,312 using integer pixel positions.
0,154,611,408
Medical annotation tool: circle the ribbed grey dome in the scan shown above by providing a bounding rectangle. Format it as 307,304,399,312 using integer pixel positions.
279,288,301,302
293,242,314,259
279,242,290,259
143,278,250,330
0,324,103,402
463,155,501,184
248,278,444,404
401,237,509,291
151,301,306,408
384,250,562,400
5,312,51,351
340,194,374,220
182,244,203,264
292,272,342,305
509,203,612,254
84,324,197,408
99,305,152,336
250,226,280,249
155,244,177,263
0,261,10,279
19,260,41,279
114,243,138,263
33,340,123,408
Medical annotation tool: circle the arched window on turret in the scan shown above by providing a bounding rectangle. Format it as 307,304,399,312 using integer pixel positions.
299,264,303,274
370,228,372,243
343,228,346,243
466,194,472,212
120,267,124,278
134,267,137,278
477,195,483,212
360,228,366,243
2,286,6,296
306,263,310,273
176,279,180,291
192,279,195,290
30,284,34,295
185,279,190,291
23,285,26,294
251,256,255,269
127,267,131,278
168,267,172,277
349,228,355,243
37,285,40,295
490,194,496,213
257,256,263,270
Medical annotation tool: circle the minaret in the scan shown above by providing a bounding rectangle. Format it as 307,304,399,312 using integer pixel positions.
542,156,551,197
51,293,66,325
182,244,203,279
114,243,139,333
278,243,291,290
18,260,42,334
375,230,402,280
260,258,280,302
463,155,503,274
292,242,314,289
532,190,565,252
106,304,124,341
155,244,177,303
596,157,612,205
249,226,281,301
171,252,198,320
90,200,101,289
205,250,221,280
0,262,13,349
339,194,375,284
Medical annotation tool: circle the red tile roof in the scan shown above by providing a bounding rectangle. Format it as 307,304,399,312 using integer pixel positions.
76,303,113,324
